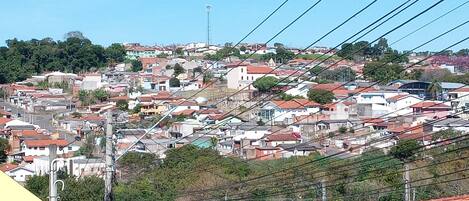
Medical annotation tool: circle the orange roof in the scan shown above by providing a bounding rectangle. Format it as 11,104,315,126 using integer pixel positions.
410,101,450,109
271,99,320,109
172,109,197,116
23,139,68,147
246,66,274,74
312,83,345,91
266,133,300,141
0,164,18,172
23,156,38,162
386,94,409,102
451,87,469,93
0,117,12,125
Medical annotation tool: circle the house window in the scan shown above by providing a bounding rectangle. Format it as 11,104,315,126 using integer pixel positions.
241,76,243,80
251,76,254,80
39,147,45,150
241,68,243,73
68,147,72,151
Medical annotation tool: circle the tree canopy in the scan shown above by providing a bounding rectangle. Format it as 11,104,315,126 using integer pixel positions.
307,89,335,104
253,76,279,93
0,33,126,84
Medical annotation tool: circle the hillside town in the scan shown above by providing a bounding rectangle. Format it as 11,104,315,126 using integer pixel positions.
1,1,469,200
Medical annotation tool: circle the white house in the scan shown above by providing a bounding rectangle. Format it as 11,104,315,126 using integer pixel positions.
170,100,200,113
284,83,312,98
21,139,80,157
448,87,469,111
32,156,104,178
258,99,321,125
385,94,423,117
5,166,35,182
355,91,402,117
226,65,276,90
81,74,102,90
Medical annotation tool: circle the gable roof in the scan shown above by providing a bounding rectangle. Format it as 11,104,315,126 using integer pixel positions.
24,139,68,147
0,164,18,172
246,65,274,74
266,133,300,141
271,99,320,109
410,101,450,109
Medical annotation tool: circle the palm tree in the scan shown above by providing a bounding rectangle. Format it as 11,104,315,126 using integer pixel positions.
427,79,442,100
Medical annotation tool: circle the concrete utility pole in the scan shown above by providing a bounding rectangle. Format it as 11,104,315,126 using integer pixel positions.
321,179,327,201
104,110,114,201
404,163,411,201
49,144,58,201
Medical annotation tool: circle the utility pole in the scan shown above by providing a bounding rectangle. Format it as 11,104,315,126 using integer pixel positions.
49,144,58,201
321,179,327,201
104,110,114,201
404,163,411,201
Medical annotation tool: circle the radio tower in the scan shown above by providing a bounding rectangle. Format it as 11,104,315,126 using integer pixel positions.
206,4,212,47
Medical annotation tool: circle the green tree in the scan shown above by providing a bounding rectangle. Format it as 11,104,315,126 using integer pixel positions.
427,80,442,100
105,43,126,63
389,139,420,201
0,138,9,163
307,89,334,104
116,99,129,111
131,60,143,72
363,62,403,83
175,47,184,55
173,63,185,77
92,88,109,102
132,104,142,114
240,46,247,52
202,73,213,84
253,76,278,93
169,77,181,87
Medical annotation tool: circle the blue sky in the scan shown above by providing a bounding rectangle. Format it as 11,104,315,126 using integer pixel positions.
0,0,468,51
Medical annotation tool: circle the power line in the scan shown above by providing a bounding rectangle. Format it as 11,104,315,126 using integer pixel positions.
116,0,322,160
178,15,469,179
226,131,469,200
182,108,468,197
168,0,402,149
173,0,442,151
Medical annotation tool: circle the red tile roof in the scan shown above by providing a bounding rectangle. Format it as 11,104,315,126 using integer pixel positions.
410,101,450,109
311,83,345,91
266,133,300,141
24,139,68,147
23,155,39,162
0,163,18,172
246,66,274,74
0,117,12,125
271,99,320,109
451,87,469,93
172,109,197,116
386,94,409,102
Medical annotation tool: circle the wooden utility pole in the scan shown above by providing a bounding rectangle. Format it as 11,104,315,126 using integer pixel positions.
104,110,114,201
